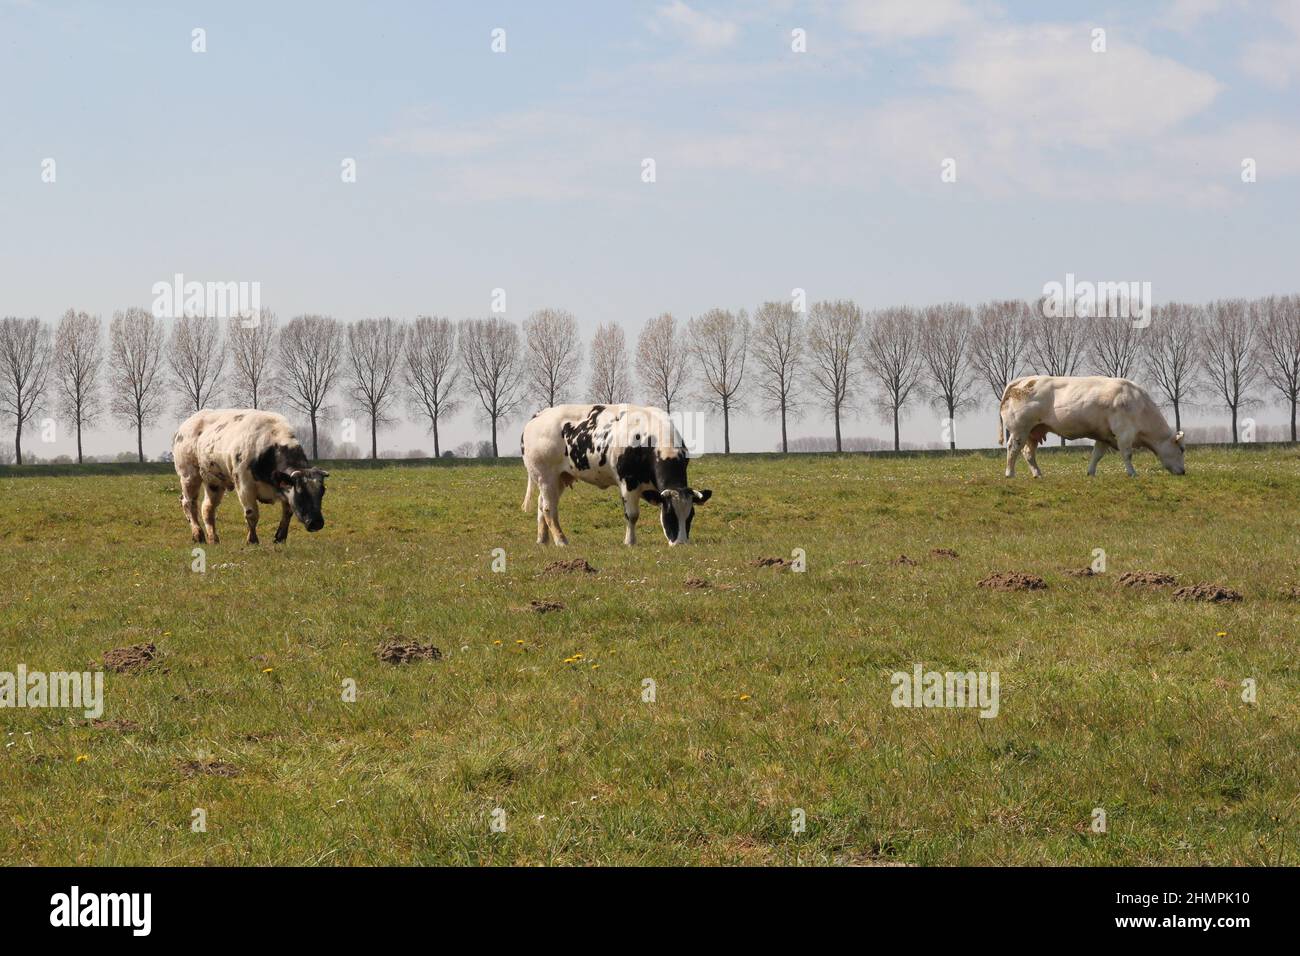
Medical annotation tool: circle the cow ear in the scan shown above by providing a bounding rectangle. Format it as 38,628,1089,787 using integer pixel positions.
693,489,712,504
640,489,663,505
1174,431,1184,444
272,470,295,489
317,469,330,478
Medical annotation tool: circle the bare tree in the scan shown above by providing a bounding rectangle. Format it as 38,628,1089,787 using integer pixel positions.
1144,302,1201,433
750,301,804,453
404,315,461,457
168,314,226,413
1256,294,1300,441
459,317,526,456
588,321,631,404
0,317,53,465
277,314,343,459
1028,301,1092,444
970,299,1027,399
1090,314,1143,379
635,313,690,412
863,307,924,452
1201,298,1259,444
805,299,863,453
108,308,167,463
689,308,749,454
53,309,103,463
919,302,978,449
345,317,407,459
227,311,278,409
523,308,582,409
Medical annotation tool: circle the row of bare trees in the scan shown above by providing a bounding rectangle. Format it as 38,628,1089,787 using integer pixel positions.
2,295,1298,463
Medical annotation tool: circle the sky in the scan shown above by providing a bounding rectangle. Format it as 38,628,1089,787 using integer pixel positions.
2,0,1299,458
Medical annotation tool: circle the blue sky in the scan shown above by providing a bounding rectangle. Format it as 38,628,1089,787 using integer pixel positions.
2,0,1298,455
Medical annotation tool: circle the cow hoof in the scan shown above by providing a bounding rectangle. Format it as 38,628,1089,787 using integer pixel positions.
274,534,287,544
247,536,259,545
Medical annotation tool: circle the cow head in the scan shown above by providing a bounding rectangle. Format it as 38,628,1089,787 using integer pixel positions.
273,467,329,531
641,487,712,545
1156,431,1186,475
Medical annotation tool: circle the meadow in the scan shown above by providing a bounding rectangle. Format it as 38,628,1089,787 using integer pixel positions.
1,445,1297,865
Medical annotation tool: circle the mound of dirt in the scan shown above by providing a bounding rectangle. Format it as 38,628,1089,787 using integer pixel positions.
1065,568,1098,578
101,642,158,674
528,600,565,613
376,639,443,664
930,548,959,559
750,556,788,568
978,572,1047,592
892,555,919,567
684,577,711,589
179,758,240,779
1174,584,1243,603
543,558,598,574
87,718,139,732
1118,571,1177,589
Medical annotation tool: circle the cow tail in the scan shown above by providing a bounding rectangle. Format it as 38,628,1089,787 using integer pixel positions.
522,471,535,512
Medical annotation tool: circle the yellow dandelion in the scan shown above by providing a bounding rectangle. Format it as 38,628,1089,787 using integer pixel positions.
76,754,89,763
1216,631,1227,638
515,640,525,645
493,640,503,646
590,664,600,670
262,667,274,674
738,694,751,701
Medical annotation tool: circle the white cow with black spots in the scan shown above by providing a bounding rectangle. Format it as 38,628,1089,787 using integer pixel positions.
521,404,712,546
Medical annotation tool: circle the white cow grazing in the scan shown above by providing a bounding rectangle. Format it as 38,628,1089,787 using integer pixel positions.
521,404,712,546
999,376,1186,478
172,409,329,544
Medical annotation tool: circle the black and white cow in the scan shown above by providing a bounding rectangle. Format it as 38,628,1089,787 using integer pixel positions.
173,409,328,545
521,404,712,546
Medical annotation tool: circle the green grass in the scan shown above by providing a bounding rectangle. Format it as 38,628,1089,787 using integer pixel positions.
1,446,1298,865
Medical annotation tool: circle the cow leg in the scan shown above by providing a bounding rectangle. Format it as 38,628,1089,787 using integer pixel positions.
180,475,204,543
274,500,292,543
1087,442,1107,476
236,479,260,545
536,496,551,544
1005,434,1022,477
539,478,568,546
621,486,640,546
201,484,225,545
1022,440,1042,478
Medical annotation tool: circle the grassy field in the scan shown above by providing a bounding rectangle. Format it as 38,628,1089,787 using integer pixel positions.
1,445,1297,866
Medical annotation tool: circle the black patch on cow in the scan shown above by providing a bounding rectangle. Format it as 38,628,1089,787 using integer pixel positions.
252,444,309,485
685,508,694,538
661,504,679,541
561,405,605,471
615,446,656,490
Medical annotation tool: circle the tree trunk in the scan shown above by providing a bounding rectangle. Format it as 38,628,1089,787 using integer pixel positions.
136,421,144,463
310,413,319,459
1232,406,1238,444
76,418,83,464
433,416,440,458
780,403,788,454
834,405,842,453
722,400,730,454
1174,401,1181,433
1291,398,1297,443
14,424,22,466
948,401,957,450
370,411,378,460
491,417,499,457
893,407,900,452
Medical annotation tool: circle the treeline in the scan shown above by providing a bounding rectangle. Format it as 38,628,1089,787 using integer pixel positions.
0,296,1298,465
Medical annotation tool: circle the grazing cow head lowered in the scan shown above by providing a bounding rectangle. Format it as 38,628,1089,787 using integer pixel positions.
1155,431,1186,475
641,486,712,545
273,467,329,531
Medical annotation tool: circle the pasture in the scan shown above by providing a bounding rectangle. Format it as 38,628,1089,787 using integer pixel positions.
1,446,1297,865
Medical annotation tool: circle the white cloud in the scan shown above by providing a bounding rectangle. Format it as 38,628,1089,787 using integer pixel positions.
651,1,738,49
841,0,977,40
1239,1,1300,88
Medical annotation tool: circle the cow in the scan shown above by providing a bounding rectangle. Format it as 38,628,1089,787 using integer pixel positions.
172,409,329,544
520,404,712,546
998,375,1186,478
